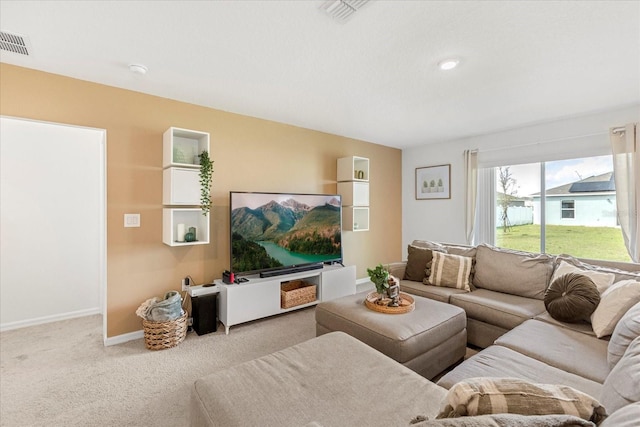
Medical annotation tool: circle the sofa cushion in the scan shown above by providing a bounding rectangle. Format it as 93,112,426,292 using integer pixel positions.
427,252,473,291
590,279,640,338
412,239,448,251
405,244,440,282
400,279,467,303
436,377,606,423
450,289,545,330
534,312,596,337
472,244,554,300
190,332,447,427
608,302,640,369
551,260,615,294
555,255,640,284
544,273,600,323
437,345,603,398
600,402,640,427
494,319,609,383
600,336,640,414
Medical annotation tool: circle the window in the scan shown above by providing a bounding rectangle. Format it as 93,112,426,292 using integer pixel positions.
561,200,575,219
490,155,630,262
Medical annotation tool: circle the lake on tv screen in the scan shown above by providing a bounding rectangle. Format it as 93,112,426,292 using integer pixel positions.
258,241,337,265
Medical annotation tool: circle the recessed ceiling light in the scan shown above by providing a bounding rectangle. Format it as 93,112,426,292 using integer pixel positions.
128,64,148,75
438,59,459,71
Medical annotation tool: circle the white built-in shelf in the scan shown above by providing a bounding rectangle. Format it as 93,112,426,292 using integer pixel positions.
343,206,369,232
338,156,369,182
162,126,211,247
163,127,210,169
162,208,210,246
337,156,370,232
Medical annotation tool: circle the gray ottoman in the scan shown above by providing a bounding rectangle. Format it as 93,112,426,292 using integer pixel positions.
316,290,467,379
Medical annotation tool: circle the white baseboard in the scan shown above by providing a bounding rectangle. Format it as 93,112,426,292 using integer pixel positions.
0,307,101,332
356,277,372,285
104,329,144,347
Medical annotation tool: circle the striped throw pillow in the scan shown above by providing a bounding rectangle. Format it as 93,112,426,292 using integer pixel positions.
426,251,473,291
436,377,607,423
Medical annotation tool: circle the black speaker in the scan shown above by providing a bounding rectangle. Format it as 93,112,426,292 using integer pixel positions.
192,293,218,335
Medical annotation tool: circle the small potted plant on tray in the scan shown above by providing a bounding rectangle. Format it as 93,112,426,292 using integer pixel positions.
367,264,390,303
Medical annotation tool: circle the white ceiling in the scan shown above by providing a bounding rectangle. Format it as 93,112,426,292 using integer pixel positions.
1,1,639,149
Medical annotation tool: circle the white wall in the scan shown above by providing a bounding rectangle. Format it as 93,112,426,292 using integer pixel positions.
402,105,639,256
0,117,106,330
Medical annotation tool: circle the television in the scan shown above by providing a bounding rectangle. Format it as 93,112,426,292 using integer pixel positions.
230,192,342,277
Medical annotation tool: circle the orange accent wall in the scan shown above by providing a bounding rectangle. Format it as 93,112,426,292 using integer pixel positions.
0,63,402,337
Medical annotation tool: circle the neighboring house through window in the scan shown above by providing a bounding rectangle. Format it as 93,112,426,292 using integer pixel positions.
481,155,629,262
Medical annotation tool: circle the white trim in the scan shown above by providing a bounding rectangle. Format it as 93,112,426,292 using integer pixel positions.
0,116,108,342
0,308,100,332
104,329,144,346
356,277,371,285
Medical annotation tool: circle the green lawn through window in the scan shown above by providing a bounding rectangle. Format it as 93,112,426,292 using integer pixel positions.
496,224,631,262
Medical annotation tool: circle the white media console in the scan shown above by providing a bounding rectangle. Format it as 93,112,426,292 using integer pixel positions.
214,264,356,334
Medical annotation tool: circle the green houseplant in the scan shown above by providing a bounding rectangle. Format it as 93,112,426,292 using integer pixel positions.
198,150,214,215
367,264,390,301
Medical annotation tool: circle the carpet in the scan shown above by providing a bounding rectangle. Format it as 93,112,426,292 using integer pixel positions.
0,308,316,427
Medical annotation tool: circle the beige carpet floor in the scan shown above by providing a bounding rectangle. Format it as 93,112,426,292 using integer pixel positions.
0,308,317,427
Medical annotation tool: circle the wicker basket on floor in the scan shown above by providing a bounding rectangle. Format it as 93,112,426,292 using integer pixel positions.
142,311,188,350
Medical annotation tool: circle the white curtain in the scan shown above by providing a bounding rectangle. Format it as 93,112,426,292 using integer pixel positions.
610,123,639,262
464,149,478,244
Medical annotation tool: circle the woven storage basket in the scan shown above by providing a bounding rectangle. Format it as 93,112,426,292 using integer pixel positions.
280,280,317,309
142,311,188,350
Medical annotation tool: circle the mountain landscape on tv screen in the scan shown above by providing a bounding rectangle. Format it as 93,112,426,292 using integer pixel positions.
231,197,341,273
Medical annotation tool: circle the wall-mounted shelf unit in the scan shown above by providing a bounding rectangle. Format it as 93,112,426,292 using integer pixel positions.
337,156,369,232
162,127,211,246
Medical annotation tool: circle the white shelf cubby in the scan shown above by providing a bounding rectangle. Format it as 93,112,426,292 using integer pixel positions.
163,127,210,169
337,156,369,182
343,206,369,232
337,181,369,206
162,208,210,246
162,167,201,205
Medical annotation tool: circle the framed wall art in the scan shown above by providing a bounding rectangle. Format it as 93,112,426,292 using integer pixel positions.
415,164,451,200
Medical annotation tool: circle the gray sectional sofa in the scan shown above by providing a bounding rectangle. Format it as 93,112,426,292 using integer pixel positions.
191,241,640,426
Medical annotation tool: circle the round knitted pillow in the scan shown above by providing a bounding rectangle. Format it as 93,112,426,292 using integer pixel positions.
544,272,600,323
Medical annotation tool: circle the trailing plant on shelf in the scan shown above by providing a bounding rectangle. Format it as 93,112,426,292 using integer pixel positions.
198,150,214,215
367,264,390,301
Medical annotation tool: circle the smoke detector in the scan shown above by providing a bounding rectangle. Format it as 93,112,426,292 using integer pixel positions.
0,31,32,56
319,0,370,22
128,64,148,75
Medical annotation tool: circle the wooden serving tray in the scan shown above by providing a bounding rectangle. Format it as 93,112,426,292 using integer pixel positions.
364,291,415,314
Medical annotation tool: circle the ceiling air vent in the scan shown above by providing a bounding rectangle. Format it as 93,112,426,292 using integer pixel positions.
0,31,32,56
319,0,370,22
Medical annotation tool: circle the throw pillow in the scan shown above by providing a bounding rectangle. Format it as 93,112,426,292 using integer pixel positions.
590,280,640,338
600,336,640,414
426,251,473,291
436,377,606,424
404,245,438,282
608,302,640,369
555,254,640,284
544,273,600,323
551,260,616,294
